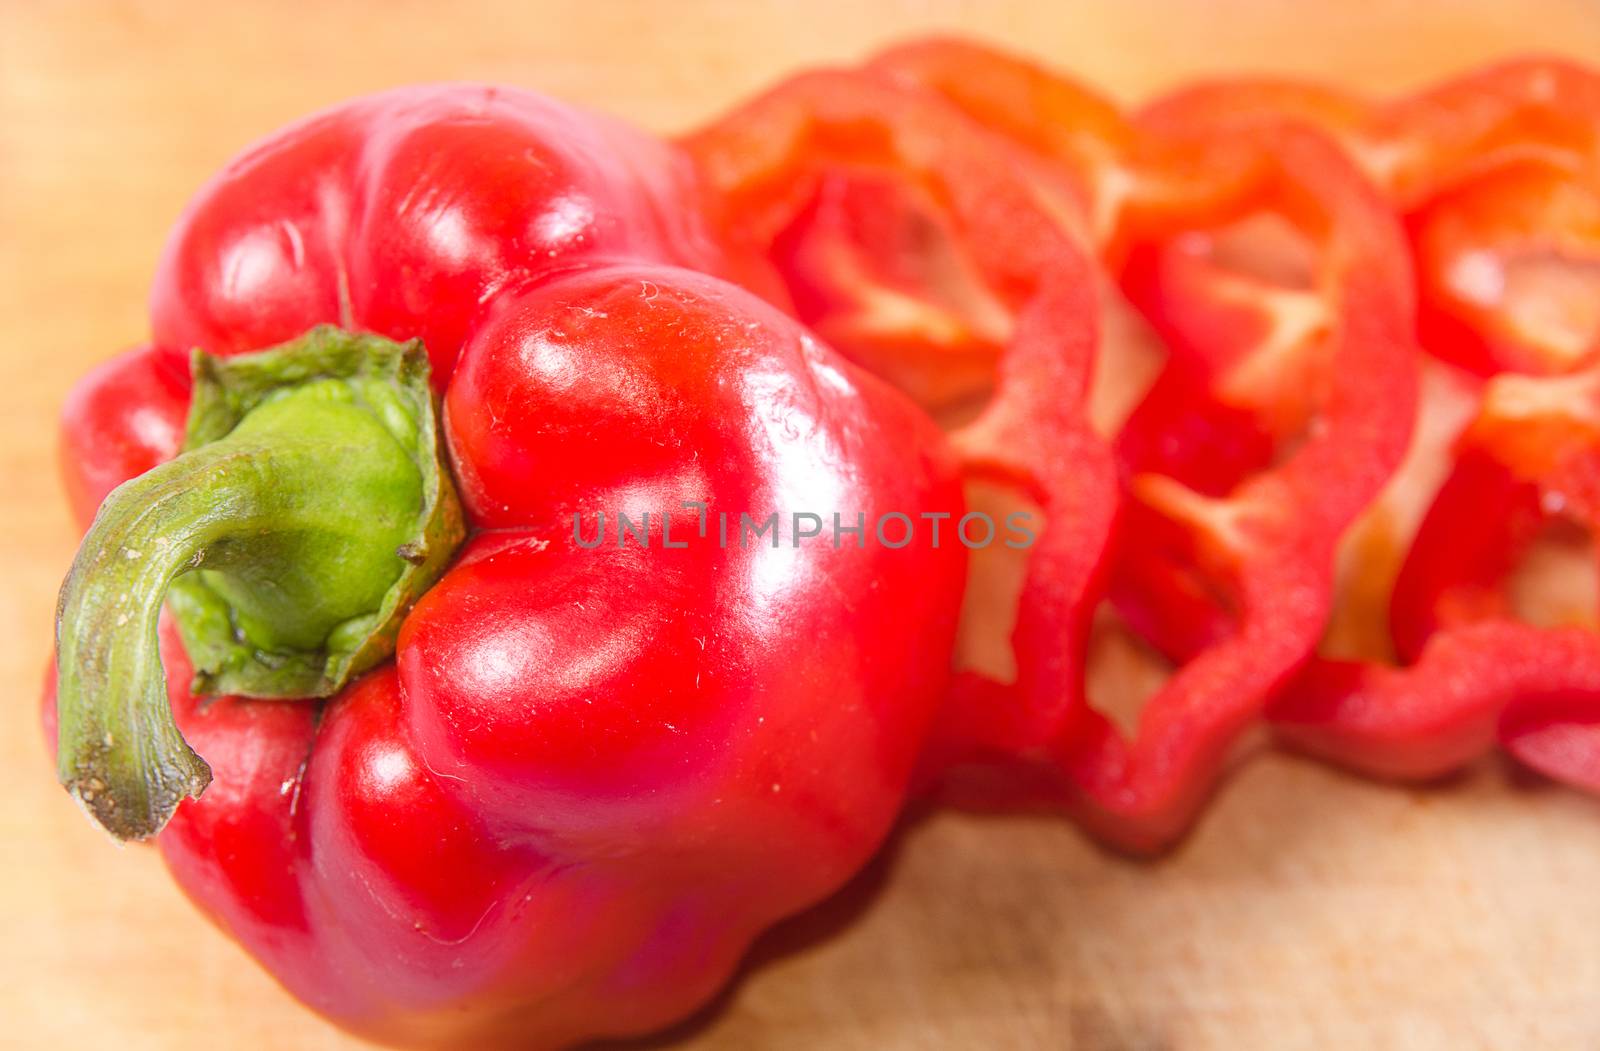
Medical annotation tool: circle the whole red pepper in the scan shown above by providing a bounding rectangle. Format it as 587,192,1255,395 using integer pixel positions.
48,85,968,1048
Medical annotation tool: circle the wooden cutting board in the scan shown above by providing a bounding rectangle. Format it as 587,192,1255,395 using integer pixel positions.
4,3,1599,1048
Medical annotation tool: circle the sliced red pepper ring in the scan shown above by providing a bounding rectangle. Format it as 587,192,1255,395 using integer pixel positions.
1139,58,1600,205
689,62,1091,419
1369,58,1600,206
1142,59,1600,378
1063,124,1416,851
1275,355,1600,792
1408,160,1600,376
866,37,1128,245
744,39,1159,424
683,69,1119,792
764,168,1016,414
867,38,1271,260
1271,622,1600,790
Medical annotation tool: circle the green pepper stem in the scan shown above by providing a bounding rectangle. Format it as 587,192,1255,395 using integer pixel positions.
55,328,464,841
57,443,280,838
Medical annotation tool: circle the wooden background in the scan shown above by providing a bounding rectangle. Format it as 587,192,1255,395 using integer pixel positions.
4,2,1600,1048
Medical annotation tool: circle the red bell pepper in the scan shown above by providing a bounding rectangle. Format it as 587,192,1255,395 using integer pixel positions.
49,85,969,1048
688,43,1417,851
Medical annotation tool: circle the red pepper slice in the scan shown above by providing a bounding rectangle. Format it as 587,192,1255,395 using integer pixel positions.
1068,125,1415,851
1407,159,1600,377
1279,351,1600,792
868,37,1128,245
683,68,1119,799
1144,59,1600,376
1383,62,1600,381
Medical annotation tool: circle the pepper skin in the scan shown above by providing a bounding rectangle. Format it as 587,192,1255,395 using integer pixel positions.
50,86,966,1048
57,343,187,525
